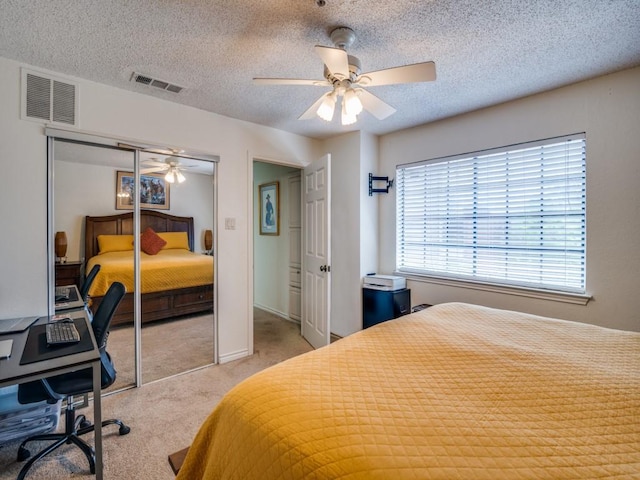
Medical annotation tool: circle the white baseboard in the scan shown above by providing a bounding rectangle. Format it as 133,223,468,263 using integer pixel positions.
219,349,250,364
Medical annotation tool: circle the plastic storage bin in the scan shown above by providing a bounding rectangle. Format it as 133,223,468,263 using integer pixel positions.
0,385,60,446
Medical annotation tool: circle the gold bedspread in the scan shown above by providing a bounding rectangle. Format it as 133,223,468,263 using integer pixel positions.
86,250,214,297
177,302,640,480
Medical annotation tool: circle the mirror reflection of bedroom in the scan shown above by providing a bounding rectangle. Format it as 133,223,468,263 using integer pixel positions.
52,138,216,392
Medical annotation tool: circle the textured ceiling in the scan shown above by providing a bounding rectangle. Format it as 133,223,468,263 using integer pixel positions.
1,0,639,140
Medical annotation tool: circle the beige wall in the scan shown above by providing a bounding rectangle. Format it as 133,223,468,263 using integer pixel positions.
378,67,640,332
321,132,363,337
0,56,320,363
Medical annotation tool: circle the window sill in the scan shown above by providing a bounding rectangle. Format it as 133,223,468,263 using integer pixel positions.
395,272,592,306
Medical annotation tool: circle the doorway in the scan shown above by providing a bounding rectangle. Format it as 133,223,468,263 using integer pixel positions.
252,160,302,342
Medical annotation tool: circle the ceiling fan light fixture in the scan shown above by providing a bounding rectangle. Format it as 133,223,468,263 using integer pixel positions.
316,92,336,122
254,27,436,126
343,88,363,116
165,169,176,183
176,169,186,183
341,99,358,125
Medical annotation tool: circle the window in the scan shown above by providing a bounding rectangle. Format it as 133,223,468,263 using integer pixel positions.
396,134,586,294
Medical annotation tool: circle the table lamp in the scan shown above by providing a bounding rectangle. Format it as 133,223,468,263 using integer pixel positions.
55,231,68,263
204,229,212,254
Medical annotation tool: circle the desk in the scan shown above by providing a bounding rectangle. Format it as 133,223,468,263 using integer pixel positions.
0,310,104,479
55,284,85,312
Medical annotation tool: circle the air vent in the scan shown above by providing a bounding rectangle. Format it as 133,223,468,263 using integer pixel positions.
166,84,183,93
133,74,153,85
131,72,184,94
21,69,78,126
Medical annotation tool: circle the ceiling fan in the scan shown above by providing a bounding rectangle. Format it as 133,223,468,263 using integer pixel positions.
253,27,436,125
141,153,192,183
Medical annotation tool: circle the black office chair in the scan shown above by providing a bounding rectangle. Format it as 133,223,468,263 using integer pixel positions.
79,264,101,304
16,282,130,479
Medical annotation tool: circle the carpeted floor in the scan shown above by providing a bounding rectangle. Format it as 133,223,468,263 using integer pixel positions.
0,308,312,479
105,314,216,392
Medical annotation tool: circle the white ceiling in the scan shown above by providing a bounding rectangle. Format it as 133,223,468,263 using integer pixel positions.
1,0,639,140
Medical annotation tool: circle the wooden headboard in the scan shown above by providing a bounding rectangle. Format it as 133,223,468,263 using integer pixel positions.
84,210,195,259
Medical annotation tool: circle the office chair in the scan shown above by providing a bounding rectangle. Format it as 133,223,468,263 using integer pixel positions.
79,264,101,304
16,282,130,479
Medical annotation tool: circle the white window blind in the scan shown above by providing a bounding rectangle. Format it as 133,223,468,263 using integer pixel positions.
396,134,586,293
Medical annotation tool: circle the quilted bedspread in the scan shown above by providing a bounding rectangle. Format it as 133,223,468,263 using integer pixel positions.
177,302,640,479
86,249,214,296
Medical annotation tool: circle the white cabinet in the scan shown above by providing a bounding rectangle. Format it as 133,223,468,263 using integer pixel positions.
288,172,302,321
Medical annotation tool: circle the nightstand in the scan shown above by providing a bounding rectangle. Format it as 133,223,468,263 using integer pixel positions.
362,287,411,329
55,261,83,287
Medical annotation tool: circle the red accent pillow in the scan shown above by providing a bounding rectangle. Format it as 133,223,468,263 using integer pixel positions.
140,227,166,255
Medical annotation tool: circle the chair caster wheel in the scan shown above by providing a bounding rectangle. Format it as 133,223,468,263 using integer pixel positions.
17,446,31,462
119,425,131,435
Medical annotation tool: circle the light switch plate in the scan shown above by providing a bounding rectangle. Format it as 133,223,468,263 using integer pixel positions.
225,217,236,230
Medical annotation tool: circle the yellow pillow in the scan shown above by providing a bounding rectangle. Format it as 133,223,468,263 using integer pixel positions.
97,234,134,254
157,232,190,250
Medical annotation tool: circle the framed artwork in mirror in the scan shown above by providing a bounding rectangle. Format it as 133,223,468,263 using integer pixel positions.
259,181,279,235
116,170,170,210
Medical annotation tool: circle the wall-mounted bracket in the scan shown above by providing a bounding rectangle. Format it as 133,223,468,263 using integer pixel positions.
369,173,394,196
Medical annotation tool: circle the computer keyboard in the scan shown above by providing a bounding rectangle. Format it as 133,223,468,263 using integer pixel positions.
46,321,81,345
55,286,70,301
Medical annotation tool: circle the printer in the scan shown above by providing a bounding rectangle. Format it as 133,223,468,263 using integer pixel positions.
363,274,406,291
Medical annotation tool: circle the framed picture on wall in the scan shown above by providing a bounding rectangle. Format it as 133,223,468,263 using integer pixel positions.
259,181,279,235
116,170,170,210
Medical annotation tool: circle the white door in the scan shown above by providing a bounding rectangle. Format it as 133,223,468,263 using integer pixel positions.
302,154,331,349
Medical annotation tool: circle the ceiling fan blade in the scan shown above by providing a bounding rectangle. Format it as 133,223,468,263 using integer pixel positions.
140,166,165,174
357,89,396,120
314,46,349,78
358,61,436,87
253,78,330,87
142,160,167,167
298,92,332,120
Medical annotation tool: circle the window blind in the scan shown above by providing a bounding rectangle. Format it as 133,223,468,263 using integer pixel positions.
396,134,586,293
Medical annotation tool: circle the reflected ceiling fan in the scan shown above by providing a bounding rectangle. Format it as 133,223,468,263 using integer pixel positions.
141,152,193,183
253,27,436,125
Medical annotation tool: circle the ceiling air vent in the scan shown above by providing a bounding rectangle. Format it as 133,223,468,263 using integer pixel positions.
131,72,184,94
21,69,78,126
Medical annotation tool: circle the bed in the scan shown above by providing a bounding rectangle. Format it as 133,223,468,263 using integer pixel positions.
177,302,640,479
84,210,214,327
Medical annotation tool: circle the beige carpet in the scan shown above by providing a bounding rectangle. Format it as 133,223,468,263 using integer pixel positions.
0,308,313,479
106,313,216,392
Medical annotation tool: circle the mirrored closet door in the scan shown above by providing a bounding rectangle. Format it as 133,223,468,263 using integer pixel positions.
51,136,217,391
137,153,216,384
53,139,137,392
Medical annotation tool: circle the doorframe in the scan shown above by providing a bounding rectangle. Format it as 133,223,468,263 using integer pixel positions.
247,151,305,355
